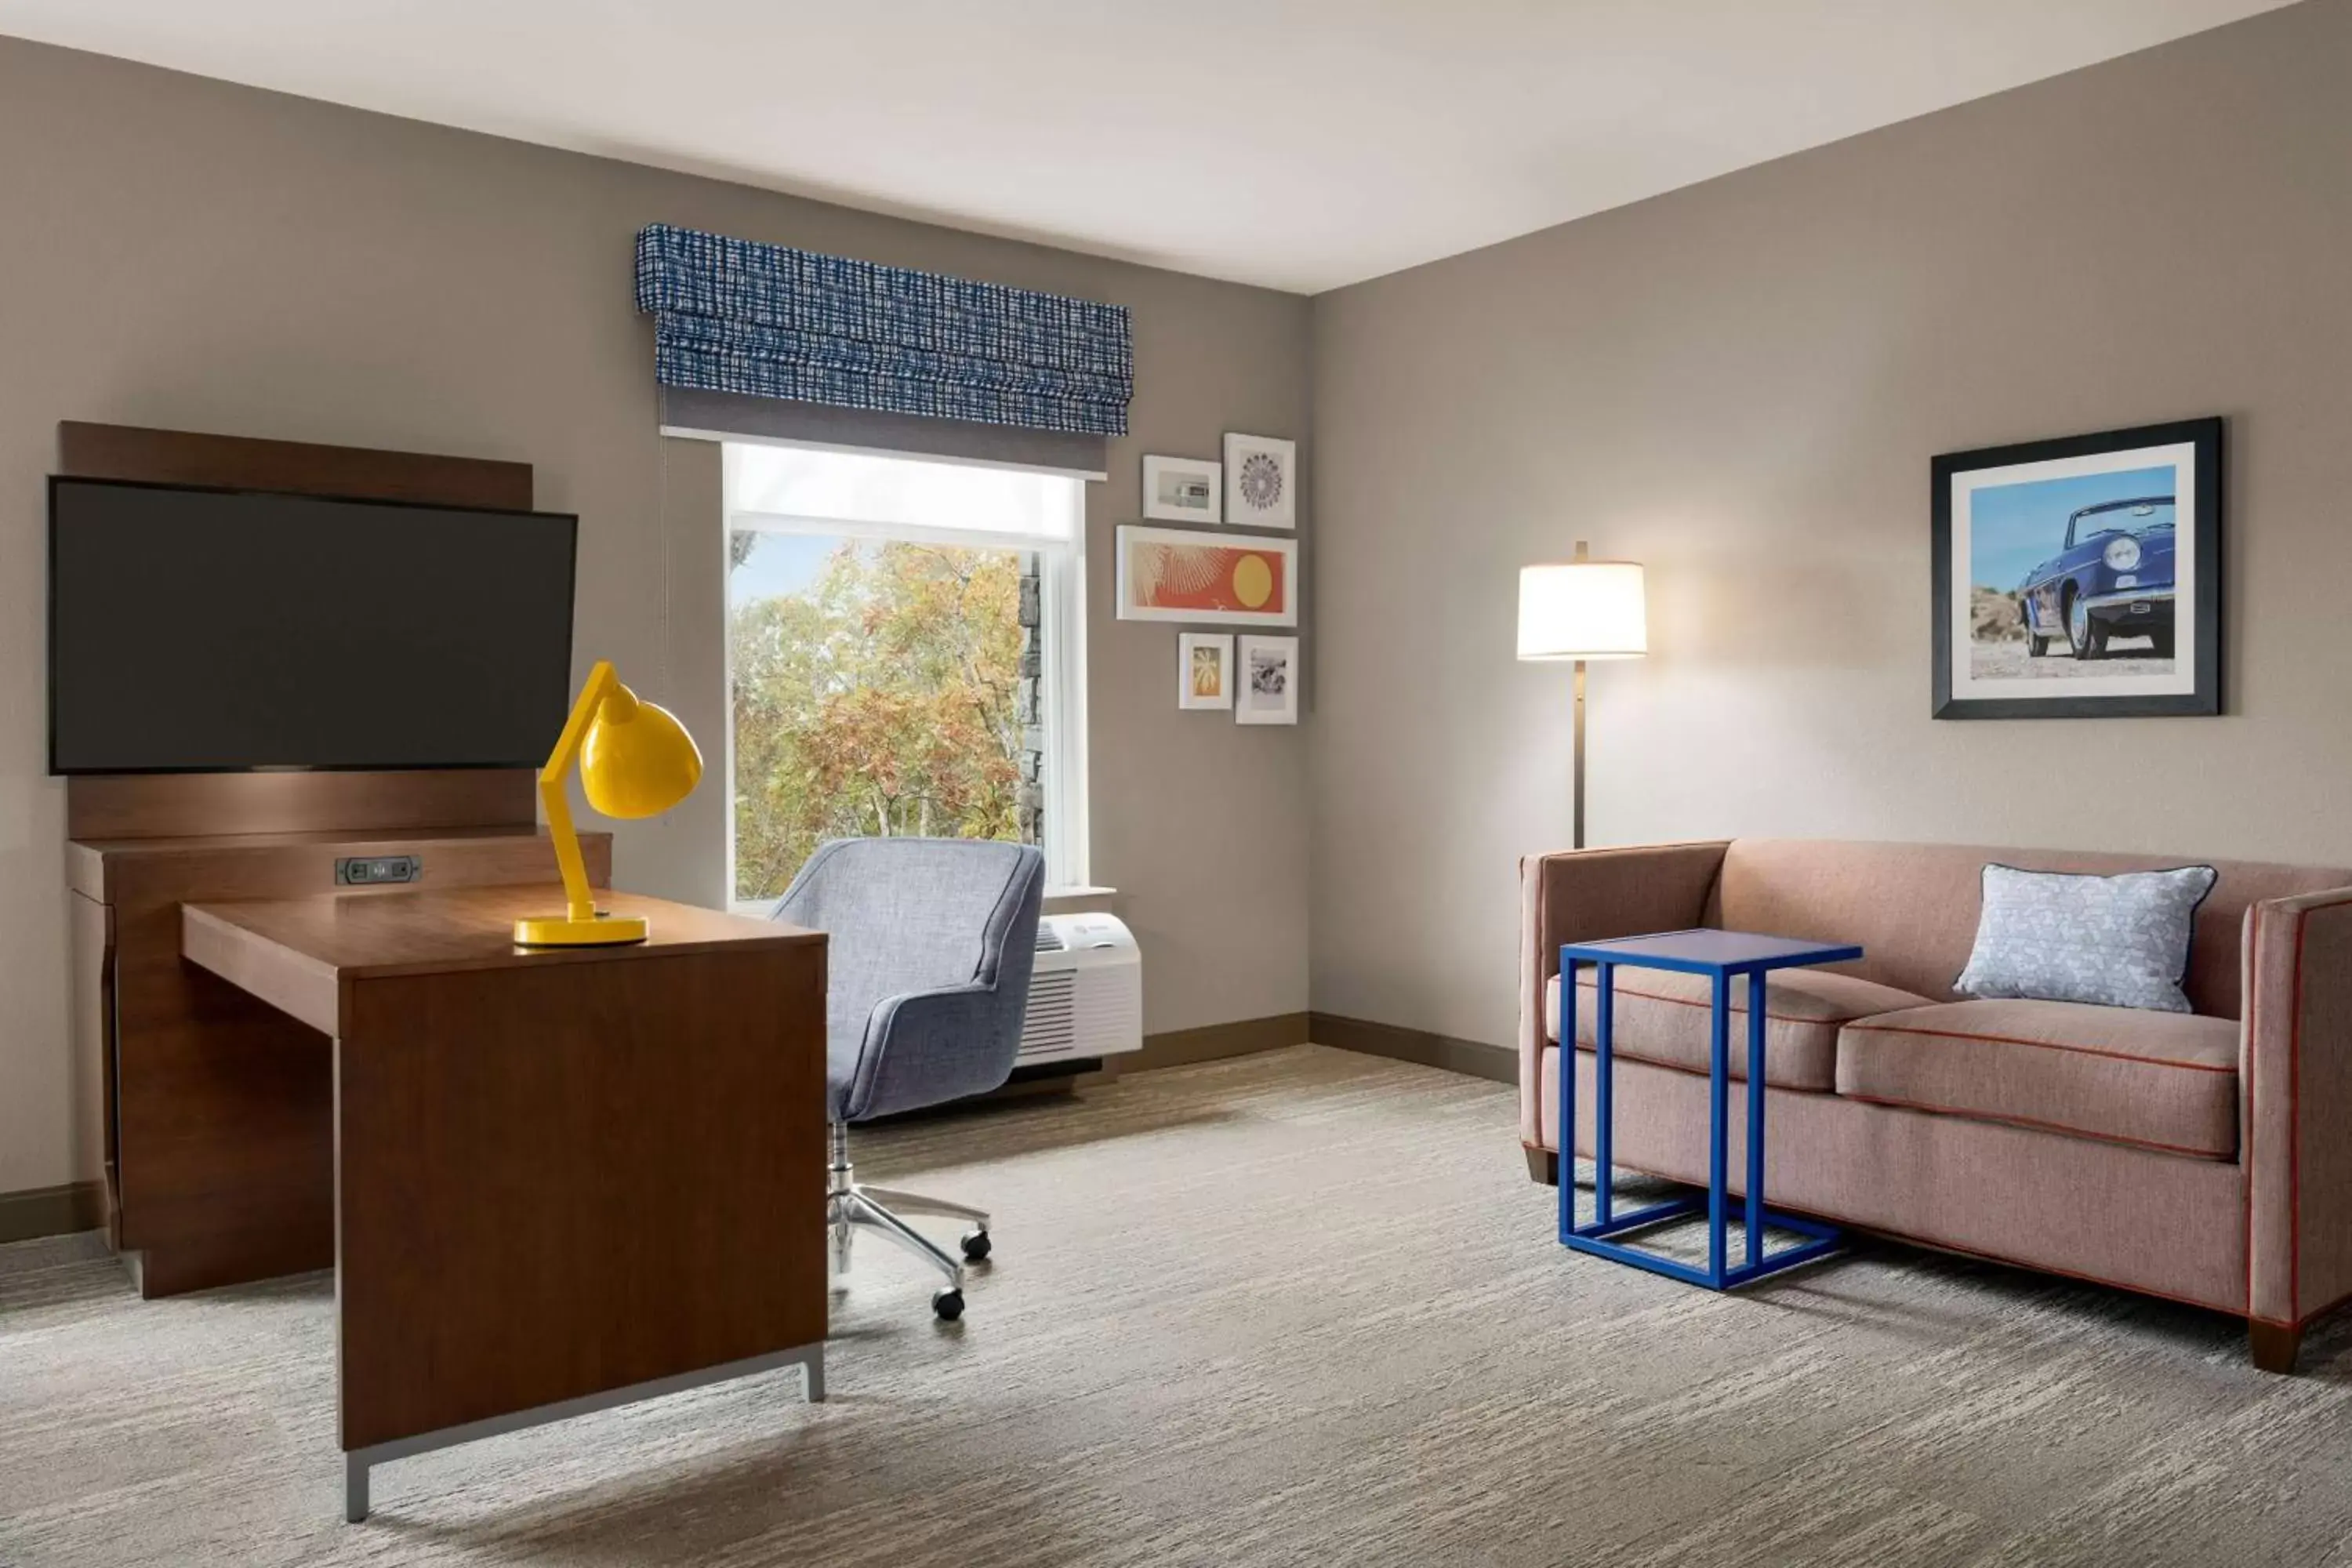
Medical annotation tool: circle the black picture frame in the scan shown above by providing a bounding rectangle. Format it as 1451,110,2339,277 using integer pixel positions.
1931,416,2222,720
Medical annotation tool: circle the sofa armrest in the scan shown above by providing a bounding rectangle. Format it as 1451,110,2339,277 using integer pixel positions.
1518,841,1730,1148
2244,886,2352,1329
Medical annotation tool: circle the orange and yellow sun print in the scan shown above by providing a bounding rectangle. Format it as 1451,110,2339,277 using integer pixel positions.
1134,540,1287,615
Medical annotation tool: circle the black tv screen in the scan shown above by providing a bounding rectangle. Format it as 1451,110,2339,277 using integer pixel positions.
49,477,579,775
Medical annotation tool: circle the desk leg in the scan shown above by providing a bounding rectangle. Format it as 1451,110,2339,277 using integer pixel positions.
1558,956,1577,1246
1746,971,1766,1269
1708,970,1729,1288
341,1341,826,1522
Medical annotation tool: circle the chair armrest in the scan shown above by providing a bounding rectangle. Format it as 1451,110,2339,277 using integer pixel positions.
842,982,1024,1122
2244,886,2352,1328
1517,841,1730,1147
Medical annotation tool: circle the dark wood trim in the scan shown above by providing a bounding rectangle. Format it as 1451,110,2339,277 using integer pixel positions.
1123,1012,1312,1073
1524,1145,1560,1187
0,1181,107,1244
2250,1320,2303,1374
67,769,537,840
1309,1011,1518,1084
57,421,533,510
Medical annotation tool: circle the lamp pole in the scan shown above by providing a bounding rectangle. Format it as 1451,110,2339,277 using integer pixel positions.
1571,539,1587,851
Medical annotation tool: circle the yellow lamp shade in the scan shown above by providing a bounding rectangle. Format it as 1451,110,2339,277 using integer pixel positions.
580,682,703,819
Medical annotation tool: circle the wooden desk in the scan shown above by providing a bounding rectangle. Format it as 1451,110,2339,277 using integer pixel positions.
71,819,612,1295
180,884,829,1522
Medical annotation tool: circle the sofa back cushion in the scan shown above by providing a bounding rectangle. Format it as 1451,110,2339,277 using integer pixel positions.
1709,839,2349,1018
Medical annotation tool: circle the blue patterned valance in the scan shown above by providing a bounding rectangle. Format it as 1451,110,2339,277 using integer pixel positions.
635,224,1132,437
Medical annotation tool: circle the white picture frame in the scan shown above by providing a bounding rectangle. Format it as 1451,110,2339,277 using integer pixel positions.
1178,633,1234,710
1235,634,1300,725
1114,524,1299,627
1143,455,1222,524
1223,433,1296,530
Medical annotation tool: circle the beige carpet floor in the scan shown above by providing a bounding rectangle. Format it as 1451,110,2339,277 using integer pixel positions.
5,1044,2352,1567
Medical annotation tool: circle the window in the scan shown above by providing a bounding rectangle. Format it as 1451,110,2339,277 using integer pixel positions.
724,441,1087,903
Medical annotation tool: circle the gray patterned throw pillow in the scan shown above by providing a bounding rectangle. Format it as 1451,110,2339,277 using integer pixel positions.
1955,864,2218,1014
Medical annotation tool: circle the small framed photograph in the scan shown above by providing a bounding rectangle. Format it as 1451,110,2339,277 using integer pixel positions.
1235,634,1300,725
1933,416,2222,720
1178,633,1233,710
1223,433,1296,530
1143,456,1221,524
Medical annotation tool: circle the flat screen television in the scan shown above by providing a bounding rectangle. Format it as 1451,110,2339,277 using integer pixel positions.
49,477,579,775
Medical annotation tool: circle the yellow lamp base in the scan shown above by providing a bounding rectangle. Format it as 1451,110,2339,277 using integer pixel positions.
512,911,651,947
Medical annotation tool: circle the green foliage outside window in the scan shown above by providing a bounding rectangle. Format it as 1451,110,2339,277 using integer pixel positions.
729,535,1029,900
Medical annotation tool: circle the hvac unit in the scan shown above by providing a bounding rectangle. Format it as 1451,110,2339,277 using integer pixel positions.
1018,913,1143,1067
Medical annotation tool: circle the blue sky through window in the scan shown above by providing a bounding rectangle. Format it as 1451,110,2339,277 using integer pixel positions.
730,532,839,606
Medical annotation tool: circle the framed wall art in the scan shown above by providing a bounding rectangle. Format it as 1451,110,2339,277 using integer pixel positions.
1932,416,2221,720
1235,635,1299,725
1143,455,1221,524
1223,433,1295,530
1115,524,1298,627
1178,633,1233,710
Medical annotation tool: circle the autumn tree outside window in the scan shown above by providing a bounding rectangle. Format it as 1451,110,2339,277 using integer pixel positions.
723,443,1089,905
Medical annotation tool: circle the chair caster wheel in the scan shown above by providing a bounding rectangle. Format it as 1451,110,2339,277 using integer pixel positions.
932,1287,964,1321
960,1228,991,1262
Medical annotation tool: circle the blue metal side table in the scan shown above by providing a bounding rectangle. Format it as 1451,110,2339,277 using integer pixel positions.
1557,929,1862,1290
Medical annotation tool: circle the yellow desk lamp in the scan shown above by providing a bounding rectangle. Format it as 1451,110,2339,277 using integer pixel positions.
514,659,703,947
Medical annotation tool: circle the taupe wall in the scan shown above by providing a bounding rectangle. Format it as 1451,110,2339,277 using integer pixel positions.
1308,1,2352,1049
0,36,1311,1195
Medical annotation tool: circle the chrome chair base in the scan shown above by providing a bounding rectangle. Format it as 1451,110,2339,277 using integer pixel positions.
826,1123,991,1318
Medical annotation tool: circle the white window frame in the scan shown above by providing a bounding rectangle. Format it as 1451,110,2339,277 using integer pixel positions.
720,441,1090,909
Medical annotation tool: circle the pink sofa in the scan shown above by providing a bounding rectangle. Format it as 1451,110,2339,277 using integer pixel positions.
1519,838,2352,1371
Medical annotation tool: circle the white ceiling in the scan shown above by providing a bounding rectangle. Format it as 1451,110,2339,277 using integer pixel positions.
0,1,2297,293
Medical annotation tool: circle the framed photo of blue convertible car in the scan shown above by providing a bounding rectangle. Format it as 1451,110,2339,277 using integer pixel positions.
1932,417,2222,720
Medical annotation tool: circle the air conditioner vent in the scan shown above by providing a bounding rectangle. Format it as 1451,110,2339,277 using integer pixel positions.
1017,914,1142,1066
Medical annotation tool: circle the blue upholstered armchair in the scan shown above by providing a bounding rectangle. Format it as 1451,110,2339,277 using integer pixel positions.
774,837,1046,1319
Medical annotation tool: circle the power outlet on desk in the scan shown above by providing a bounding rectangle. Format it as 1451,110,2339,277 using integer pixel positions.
336,855,421,887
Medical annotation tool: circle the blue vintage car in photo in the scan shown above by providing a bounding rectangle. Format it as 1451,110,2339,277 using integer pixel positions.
2017,496,2176,659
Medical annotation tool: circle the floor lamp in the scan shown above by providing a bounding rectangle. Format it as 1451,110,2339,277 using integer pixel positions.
1517,543,1648,849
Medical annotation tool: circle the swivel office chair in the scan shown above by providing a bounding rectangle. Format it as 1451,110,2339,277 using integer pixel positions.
775,837,1046,1320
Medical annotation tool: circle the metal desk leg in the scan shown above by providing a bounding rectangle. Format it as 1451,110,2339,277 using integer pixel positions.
340,1341,825,1523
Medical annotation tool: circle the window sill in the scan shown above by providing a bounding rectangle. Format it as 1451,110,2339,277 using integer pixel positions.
733,884,1116,922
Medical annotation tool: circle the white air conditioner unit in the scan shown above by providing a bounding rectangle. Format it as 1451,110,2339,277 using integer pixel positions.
1019,913,1142,1066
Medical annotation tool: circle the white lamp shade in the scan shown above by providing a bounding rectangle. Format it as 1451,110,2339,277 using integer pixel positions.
1516,561,1648,660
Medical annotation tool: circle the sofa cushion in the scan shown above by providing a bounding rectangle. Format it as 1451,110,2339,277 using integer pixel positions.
1547,967,1936,1092
1835,999,2238,1159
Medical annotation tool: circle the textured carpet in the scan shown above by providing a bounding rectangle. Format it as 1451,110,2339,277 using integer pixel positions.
5,1044,2352,1567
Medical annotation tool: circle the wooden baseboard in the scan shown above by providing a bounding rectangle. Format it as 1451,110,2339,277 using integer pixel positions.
1122,1012,1312,1073
1308,1012,1518,1085
0,1181,107,1245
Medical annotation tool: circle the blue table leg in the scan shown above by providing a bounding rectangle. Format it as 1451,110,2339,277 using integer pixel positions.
1595,961,1615,1227
1747,969,1766,1269
1558,957,1576,1245
1708,968,1728,1287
